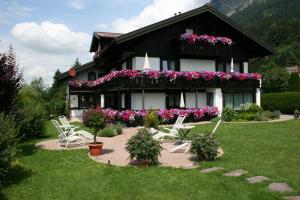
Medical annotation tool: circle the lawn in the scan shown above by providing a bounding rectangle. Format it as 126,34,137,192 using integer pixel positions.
1,120,300,200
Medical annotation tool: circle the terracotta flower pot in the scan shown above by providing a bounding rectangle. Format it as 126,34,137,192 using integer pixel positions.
198,152,207,161
139,160,149,167
88,142,103,156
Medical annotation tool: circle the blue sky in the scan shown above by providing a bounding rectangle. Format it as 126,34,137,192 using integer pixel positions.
0,0,208,85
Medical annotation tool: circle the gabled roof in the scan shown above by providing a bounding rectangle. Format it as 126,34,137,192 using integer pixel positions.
95,32,123,38
93,4,275,55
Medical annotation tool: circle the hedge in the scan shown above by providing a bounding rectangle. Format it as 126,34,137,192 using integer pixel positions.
261,92,300,114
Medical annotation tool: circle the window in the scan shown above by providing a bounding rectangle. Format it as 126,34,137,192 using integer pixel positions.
88,71,97,80
216,62,244,73
186,28,193,34
160,59,175,71
166,92,181,108
223,92,254,110
78,94,95,109
207,92,214,106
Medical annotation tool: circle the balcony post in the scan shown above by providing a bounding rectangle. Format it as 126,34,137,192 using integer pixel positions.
142,89,145,110
195,89,198,108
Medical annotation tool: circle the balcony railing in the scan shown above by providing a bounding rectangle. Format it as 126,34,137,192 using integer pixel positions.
70,77,259,92
176,40,232,56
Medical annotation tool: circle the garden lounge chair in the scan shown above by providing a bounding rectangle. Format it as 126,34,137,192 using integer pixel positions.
170,119,222,153
58,116,94,141
151,115,186,141
51,120,85,149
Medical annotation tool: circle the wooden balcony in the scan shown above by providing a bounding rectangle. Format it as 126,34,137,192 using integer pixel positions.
87,77,260,91
176,40,232,56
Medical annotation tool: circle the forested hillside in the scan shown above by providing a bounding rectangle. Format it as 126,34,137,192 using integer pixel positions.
212,0,300,71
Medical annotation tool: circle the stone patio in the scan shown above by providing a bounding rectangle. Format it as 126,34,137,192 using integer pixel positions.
36,127,224,168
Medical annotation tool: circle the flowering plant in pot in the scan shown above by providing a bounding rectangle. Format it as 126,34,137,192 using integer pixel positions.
125,129,163,166
83,110,107,156
190,133,219,161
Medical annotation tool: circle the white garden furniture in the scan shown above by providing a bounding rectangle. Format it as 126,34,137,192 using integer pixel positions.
151,115,186,141
170,119,222,153
58,116,79,131
58,116,94,141
51,120,85,149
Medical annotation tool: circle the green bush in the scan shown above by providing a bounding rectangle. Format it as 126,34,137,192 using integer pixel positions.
0,113,18,185
144,110,160,129
125,129,163,166
190,133,219,161
261,92,300,114
238,112,257,121
247,104,264,113
110,122,123,135
222,107,237,121
99,127,117,137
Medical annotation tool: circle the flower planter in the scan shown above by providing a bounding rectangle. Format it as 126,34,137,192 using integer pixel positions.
88,142,103,156
198,152,207,161
139,160,150,167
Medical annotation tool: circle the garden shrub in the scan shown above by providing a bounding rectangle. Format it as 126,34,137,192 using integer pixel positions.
125,129,163,165
261,92,300,114
190,133,219,161
222,107,237,121
144,110,160,129
0,113,18,186
83,110,107,143
247,104,263,113
272,110,281,119
99,127,117,137
238,112,257,121
110,122,123,135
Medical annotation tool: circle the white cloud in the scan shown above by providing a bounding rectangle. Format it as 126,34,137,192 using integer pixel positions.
109,0,210,33
67,0,85,10
11,21,90,54
8,21,92,85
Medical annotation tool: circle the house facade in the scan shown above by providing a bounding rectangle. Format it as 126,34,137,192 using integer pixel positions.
59,5,275,119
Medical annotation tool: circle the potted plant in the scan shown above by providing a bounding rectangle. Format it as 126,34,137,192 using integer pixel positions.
125,128,163,166
190,133,219,161
83,110,107,156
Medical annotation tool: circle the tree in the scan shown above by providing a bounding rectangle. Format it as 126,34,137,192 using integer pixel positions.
0,45,22,115
261,67,290,93
72,58,81,68
288,72,300,92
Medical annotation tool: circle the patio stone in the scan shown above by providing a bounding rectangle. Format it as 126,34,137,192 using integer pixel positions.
246,176,270,184
201,167,224,173
268,183,294,193
224,169,248,177
283,196,300,200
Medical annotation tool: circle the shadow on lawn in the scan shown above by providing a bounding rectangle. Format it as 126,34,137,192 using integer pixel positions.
0,165,32,200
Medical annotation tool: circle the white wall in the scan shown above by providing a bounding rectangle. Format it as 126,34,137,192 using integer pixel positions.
212,88,223,115
132,57,160,71
70,95,78,108
256,88,261,107
180,59,215,72
243,62,248,73
131,93,165,110
70,69,102,81
70,109,83,121
182,92,208,108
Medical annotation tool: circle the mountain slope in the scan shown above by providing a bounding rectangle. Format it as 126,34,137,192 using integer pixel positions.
212,0,300,70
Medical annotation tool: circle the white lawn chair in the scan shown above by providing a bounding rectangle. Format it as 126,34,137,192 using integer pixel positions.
58,116,94,141
170,119,222,153
58,116,80,131
151,115,186,141
51,120,85,149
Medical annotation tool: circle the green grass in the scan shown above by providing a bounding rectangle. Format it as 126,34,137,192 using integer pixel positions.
1,120,300,200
